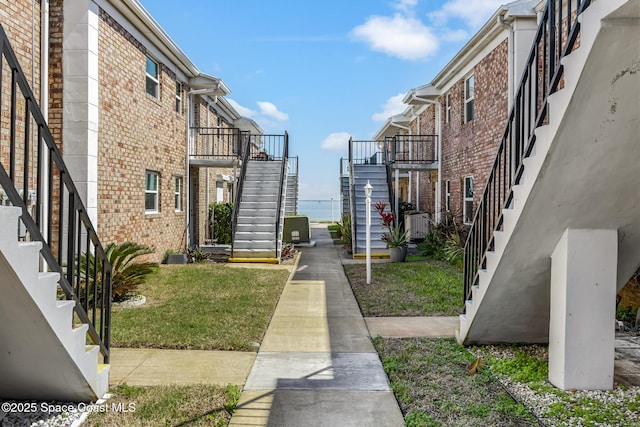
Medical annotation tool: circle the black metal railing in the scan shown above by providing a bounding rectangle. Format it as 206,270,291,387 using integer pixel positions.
0,25,112,362
247,133,288,161
189,127,243,162
347,139,358,252
389,134,438,164
382,138,395,223
275,132,289,255
349,139,384,165
230,131,252,258
463,0,592,309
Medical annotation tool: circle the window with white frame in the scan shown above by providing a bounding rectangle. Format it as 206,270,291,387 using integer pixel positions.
445,93,451,124
145,170,159,213
174,176,183,211
464,75,474,123
175,82,182,113
146,56,159,98
445,180,451,212
463,176,474,224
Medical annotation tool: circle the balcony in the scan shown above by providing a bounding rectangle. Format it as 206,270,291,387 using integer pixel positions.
387,135,438,170
189,127,247,167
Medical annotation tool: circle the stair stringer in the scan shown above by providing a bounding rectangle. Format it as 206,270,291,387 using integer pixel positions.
457,0,640,345
351,164,391,255
0,206,109,401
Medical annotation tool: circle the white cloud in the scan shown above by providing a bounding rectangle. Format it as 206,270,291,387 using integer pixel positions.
372,93,406,122
440,28,469,43
227,99,257,118
351,14,439,61
393,0,418,14
321,132,352,152
429,0,504,28
257,101,289,121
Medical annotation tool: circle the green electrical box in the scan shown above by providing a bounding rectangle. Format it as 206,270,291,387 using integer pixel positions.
283,216,311,243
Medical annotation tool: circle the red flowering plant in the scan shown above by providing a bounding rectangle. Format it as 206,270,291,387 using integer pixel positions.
374,200,408,248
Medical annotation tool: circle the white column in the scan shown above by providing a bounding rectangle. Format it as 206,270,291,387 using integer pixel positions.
549,228,618,390
63,0,99,226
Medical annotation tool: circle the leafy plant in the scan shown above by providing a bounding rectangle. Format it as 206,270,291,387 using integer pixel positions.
187,246,209,263
209,202,233,244
341,215,352,249
374,200,407,248
79,242,158,302
418,211,469,267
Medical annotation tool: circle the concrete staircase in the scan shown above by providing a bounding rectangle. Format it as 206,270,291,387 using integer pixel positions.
0,206,109,401
285,172,298,216
350,164,391,255
457,0,639,389
233,161,287,259
340,175,350,218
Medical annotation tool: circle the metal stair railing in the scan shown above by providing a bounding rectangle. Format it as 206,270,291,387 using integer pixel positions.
0,24,112,363
230,131,252,258
463,0,593,310
383,137,396,225
347,138,358,253
275,132,289,257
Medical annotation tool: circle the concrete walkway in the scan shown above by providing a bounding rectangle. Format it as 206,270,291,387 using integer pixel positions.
229,225,405,427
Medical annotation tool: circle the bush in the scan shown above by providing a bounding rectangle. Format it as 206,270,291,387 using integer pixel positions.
79,242,158,302
209,202,233,244
418,212,469,268
341,215,352,249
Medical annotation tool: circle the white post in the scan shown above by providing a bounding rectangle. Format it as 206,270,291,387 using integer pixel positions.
330,196,334,223
365,181,372,285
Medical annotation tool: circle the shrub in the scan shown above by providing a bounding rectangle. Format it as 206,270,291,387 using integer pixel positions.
341,215,352,248
79,242,158,302
418,211,469,268
209,202,233,244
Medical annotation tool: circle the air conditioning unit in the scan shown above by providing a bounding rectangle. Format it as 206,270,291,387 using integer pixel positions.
405,212,430,241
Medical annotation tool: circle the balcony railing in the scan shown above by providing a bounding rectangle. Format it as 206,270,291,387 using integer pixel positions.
189,127,243,163
463,0,592,309
388,134,438,164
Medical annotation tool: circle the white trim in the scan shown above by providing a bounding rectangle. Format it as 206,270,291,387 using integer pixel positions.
463,176,474,224
145,170,159,213
445,180,451,212
464,75,475,123
145,55,159,98
174,175,183,212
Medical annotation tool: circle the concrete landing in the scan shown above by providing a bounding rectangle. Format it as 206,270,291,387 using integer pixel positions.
109,348,256,387
365,316,459,338
230,225,404,426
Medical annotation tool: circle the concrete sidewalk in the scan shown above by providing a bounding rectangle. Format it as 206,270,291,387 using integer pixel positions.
229,225,405,427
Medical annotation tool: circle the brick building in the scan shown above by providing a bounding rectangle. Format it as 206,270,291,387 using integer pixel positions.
1,0,261,262
374,0,538,225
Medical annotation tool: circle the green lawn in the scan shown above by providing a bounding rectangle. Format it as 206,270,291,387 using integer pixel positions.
86,384,240,427
344,258,463,316
110,264,289,351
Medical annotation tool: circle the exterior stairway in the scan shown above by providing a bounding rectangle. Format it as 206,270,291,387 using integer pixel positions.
285,172,298,216
350,164,391,255
233,161,287,260
458,0,640,355
0,206,109,401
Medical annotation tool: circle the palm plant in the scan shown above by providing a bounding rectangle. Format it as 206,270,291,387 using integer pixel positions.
79,242,158,302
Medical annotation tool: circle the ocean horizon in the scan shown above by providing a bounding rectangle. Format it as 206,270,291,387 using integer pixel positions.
297,199,340,222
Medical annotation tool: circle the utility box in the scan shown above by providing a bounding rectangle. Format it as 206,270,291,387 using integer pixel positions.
405,212,430,241
283,216,311,243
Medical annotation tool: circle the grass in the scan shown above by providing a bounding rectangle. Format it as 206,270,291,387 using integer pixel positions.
110,264,289,351
343,258,463,316
375,337,537,427
85,384,240,427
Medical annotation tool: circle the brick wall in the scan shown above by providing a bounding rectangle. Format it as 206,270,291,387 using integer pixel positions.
438,39,509,222
97,8,188,261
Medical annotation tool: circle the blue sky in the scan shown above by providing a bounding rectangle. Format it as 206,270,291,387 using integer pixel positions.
138,0,506,200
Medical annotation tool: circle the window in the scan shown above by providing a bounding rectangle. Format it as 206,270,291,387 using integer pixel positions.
445,93,451,124
175,82,182,113
464,75,474,122
463,176,474,224
145,170,159,213
174,176,183,212
146,56,159,98
445,180,451,212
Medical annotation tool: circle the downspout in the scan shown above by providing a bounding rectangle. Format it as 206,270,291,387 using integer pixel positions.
416,110,420,211
40,0,50,268
185,93,192,249
205,100,210,240
413,96,442,223
498,13,515,109
391,122,410,221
